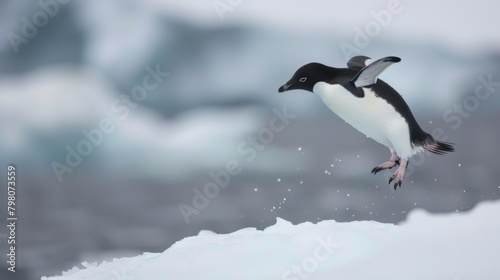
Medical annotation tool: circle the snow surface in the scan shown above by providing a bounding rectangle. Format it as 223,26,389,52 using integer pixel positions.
45,201,500,280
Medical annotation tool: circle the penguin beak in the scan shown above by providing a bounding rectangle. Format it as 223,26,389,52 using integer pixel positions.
278,82,292,92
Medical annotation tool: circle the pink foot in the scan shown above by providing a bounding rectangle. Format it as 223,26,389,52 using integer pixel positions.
371,152,400,174
388,159,408,190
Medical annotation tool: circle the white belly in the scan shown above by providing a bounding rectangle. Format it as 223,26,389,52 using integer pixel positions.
313,82,418,159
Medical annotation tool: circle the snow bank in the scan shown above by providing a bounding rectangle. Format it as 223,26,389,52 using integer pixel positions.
45,201,500,280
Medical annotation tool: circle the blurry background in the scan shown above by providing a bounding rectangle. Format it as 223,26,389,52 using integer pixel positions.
0,0,499,278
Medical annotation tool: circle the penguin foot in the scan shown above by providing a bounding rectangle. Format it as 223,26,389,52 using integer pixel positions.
371,161,398,174
388,159,408,190
371,152,400,174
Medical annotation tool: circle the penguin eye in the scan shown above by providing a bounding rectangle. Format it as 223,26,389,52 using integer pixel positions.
299,77,307,82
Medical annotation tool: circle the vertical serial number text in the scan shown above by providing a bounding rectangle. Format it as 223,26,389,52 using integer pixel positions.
6,165,17,273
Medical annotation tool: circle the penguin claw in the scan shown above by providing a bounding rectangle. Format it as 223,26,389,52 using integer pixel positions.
371,167,382,174
389,175,404,189
393,181,402,190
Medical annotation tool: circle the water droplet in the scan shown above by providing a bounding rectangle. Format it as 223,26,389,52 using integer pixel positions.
429,120,433,124
288,188,291,191
458,163,462,167
299,181,303,184
277,178,281,182
283,198,287,201
298,147,302,151
357,155,360,158
254,188,258,192
324,170,328,174
330,164,334,167
347,193,350,197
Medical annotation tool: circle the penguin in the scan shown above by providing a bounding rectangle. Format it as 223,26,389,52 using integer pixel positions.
278,56,454,189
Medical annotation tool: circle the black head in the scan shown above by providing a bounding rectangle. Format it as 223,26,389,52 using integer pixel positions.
278,63,336,93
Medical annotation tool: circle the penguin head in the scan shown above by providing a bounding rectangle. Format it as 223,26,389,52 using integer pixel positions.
278,63,332,93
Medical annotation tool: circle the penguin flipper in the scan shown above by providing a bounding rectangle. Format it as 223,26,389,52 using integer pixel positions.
346,55,372,70
351,56,401,87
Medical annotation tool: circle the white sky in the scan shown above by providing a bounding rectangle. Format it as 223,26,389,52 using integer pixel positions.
149,0,500,52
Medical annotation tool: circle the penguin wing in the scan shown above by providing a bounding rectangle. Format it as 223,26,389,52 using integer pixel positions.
346,55,372,70
351,56,401,87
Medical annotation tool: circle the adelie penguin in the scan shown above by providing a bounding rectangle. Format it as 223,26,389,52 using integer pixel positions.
278,56,454,189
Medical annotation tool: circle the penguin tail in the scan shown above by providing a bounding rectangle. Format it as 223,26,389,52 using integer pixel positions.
421,137,455,155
